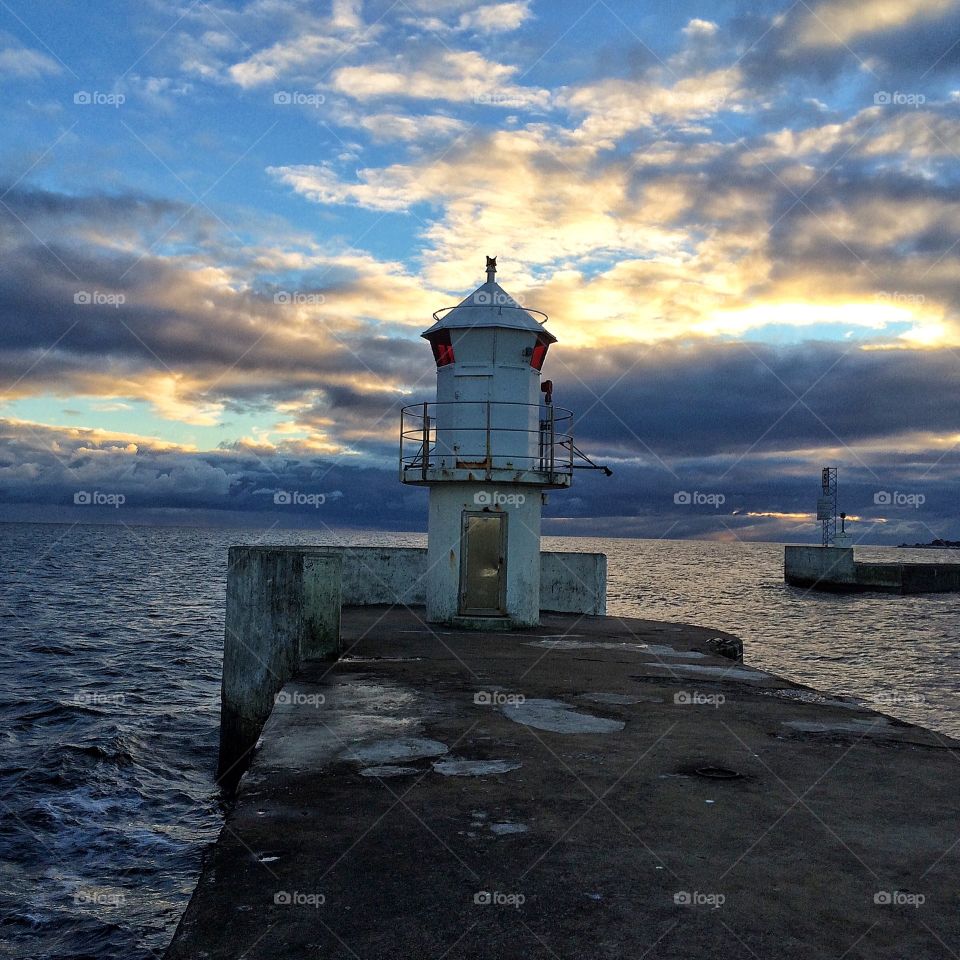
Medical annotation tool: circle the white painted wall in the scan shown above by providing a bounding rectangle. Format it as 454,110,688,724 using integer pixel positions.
434,328,543,470
427,483,541,625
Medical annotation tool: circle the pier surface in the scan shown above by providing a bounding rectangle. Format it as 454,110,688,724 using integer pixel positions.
167,608,960,959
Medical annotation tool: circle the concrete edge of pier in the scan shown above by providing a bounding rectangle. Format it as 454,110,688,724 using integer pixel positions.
784,543,960,593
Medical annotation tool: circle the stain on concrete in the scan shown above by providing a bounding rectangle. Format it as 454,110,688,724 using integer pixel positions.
529,639,706,660
761,689,862,709
528,639,648,653
489,822,529,835
341,737,449,764
782,718,891,734
359,765,420,777
578,692,660,705
502,698,625,734
643,644,707,659
432,759,522,776
648,663,767,681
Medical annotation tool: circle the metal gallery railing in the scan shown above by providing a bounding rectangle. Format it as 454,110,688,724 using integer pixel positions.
400,401,574,482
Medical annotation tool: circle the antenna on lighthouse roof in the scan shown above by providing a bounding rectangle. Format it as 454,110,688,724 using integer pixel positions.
485,255,497,283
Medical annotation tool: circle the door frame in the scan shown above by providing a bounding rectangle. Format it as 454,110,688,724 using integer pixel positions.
458,510,507,616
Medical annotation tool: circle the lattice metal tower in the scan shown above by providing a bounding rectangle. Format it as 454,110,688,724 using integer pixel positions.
818,467,838,546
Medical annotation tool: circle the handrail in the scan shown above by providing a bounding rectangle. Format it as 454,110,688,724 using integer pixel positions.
430,304,550,325
399,400,574,481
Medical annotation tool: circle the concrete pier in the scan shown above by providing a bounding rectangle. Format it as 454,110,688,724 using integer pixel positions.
218,547,342,786
785,544,960,593
170,608,960,959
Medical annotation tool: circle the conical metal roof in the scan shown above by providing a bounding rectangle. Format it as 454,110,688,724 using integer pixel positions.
422,260,556,343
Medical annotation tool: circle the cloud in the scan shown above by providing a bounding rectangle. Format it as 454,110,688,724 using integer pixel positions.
6,0,960,542
331,50,551,108
0,185,441,447
456,2,532,33
351,111,469,141
228,34,355,88
269,95,960,343
682,19,718,38
5,333,960,544
792,0,956,49
737,0,960,86
0,46,62,78
558,67,746,143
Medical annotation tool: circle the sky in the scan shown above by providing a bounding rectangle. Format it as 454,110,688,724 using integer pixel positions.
1,0,959,543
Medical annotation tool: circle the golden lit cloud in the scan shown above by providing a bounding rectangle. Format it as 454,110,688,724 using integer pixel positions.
792,0,956,48
330,51,550,108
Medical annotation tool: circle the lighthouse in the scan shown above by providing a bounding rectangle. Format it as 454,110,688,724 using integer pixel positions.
400,257,576,628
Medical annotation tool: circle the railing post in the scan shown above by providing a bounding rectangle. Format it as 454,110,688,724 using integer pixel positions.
422,401,429,481
539,413,545,471
485,401,492,480
548,405,555,484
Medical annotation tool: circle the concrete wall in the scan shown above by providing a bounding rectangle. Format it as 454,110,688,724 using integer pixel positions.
899,563,960,593
312,547,426,605
309,544,605,616
853,562,904,592
858,561,960,594
784,546,855,589
541,551,607,615
218,547,341,787
785,545,960,594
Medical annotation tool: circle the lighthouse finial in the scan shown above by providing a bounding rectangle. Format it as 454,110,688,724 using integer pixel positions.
485,255,497,283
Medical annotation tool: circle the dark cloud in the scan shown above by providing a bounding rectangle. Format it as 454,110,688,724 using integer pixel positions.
4,328,960,545
547,340,960,459
734,1,960,90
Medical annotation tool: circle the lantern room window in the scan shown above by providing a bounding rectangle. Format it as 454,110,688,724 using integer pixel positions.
429,331,455,367
529,333,550,371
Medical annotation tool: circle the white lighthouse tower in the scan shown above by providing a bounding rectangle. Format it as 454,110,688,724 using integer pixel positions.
400,257,574,628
